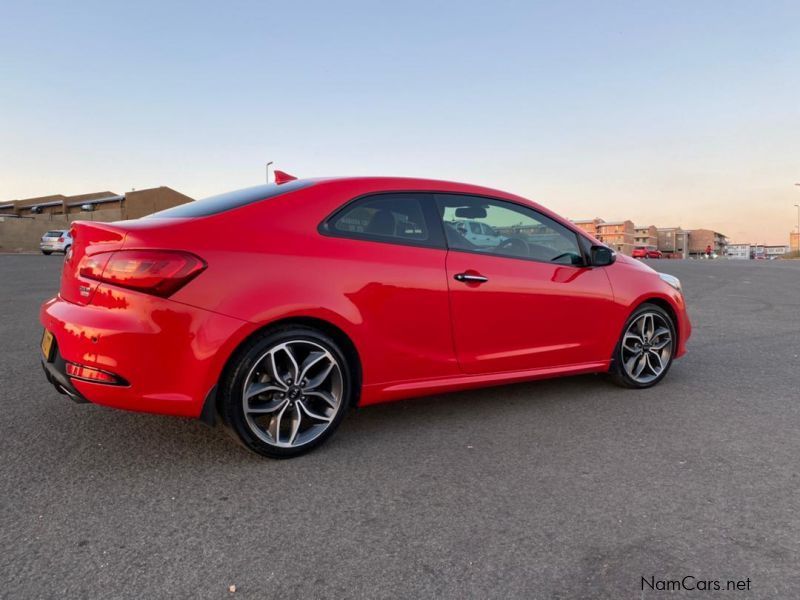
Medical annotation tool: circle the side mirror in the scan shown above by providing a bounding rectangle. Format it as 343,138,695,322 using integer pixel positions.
590,245,616,266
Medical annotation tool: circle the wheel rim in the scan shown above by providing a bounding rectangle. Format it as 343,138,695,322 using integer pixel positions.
621,312,673,384
242,340,343,448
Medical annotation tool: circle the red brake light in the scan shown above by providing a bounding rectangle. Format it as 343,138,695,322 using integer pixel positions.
66,362,124,385
79,250,206,297
57,237,64,242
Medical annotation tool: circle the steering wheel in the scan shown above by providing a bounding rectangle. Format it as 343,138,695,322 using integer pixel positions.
496,237,529,256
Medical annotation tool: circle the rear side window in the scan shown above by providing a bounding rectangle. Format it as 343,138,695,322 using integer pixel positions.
148,180,313,218
324,193,443,248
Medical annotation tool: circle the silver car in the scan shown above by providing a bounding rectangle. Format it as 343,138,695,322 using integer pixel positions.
40,230,72,255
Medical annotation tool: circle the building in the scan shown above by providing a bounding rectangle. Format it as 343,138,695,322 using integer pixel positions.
572,218,603,237
688,229,729,257
572,218,635,255
0,186,193,252
727,243,751,260
657,227,689,258
596,220,635,255
634,225,658,248
791,232,799,253
0,186,191,220
764,245,789,258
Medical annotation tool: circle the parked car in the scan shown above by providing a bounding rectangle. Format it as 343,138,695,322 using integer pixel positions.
39,230,72,255
40,174,691,458
633,246,663,259
450,219,507,247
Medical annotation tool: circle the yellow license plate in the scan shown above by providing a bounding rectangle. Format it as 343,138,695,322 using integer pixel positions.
41,329,55,361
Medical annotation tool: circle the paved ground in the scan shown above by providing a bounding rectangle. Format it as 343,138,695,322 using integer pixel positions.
1,255,798,599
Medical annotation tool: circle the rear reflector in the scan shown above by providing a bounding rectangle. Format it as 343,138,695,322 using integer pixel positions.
78,250,206,297
66,362,126,385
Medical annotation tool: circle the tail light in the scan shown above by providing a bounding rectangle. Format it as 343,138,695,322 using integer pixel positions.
78,250,206,297
57,237,64,242
66,362,126,385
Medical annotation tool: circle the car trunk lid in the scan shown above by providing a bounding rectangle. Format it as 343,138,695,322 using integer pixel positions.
60,221,128,305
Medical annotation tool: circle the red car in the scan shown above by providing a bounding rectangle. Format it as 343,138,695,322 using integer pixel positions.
633,246,663,259
40,174,691,458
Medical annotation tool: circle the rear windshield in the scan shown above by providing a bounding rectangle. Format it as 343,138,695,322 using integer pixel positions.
45,231,64,237
148,179,313,218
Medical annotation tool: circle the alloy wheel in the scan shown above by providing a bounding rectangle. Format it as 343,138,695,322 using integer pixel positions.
620,311,673,384
242,340,343,448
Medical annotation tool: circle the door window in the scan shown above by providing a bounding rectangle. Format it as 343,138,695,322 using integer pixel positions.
435,194,584,265
325,193,443,248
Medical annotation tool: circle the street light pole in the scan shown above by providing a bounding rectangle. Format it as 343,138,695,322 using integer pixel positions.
794,183,800,253
266,161,274,184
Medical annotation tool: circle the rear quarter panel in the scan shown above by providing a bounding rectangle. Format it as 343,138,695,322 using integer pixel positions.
125,180,461,391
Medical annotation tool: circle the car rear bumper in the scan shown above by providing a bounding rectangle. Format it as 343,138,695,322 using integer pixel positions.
39,290,251,418
41,351,90,403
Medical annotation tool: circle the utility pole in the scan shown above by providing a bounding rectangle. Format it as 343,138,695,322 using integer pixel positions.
266,161,274,184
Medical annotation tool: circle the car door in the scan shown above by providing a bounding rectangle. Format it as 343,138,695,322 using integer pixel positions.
320,192,459,384
435,194,616,375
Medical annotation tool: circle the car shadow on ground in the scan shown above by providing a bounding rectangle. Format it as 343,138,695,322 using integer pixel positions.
35,372,621,467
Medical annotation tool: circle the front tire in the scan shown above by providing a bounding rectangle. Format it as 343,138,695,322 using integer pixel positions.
609,303,676,388
219,326,353,458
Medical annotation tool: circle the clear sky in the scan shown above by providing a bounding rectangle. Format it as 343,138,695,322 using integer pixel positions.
2,0,798,244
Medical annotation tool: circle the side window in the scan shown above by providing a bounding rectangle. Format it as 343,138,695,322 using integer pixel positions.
435,194,584,265
326,193,442,247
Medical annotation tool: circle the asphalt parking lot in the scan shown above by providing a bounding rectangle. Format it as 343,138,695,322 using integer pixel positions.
1,255,798,599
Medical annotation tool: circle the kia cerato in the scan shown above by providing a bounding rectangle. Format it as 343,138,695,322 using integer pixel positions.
40,173,691,458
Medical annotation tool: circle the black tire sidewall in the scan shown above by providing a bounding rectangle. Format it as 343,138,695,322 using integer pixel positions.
220,326,352,458
611,303,677,389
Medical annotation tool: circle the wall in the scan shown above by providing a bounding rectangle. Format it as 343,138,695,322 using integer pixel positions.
0,186,193,252
0,209,123,252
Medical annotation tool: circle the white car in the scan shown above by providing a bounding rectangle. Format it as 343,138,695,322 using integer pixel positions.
451,220,507,247
40,230,72,255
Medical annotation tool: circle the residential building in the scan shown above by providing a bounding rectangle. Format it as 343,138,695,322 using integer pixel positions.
571,218,603,237
657,227,689,258
764,245,789,258
595,220,635,255
0,186,193,252
726,244,751,260
688,229,728,257
0,187,191,220
634,225,658,248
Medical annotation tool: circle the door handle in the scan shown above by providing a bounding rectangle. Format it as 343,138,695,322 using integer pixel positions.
454,272,489,284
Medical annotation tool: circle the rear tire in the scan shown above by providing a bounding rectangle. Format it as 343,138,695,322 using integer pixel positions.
63,244,71,255
219,326,353,458
609,303,676,389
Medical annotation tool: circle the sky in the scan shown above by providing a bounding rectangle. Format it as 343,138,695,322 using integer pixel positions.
1,0,799,244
